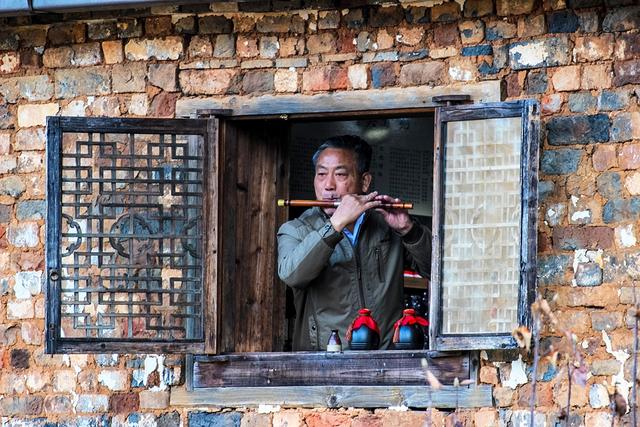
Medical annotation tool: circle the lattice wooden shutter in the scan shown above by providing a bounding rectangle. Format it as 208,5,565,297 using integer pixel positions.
46,117,217,354
429,100,540,351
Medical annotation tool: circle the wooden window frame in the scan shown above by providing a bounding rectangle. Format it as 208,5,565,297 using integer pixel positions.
429,100,540,351
45,116,217,354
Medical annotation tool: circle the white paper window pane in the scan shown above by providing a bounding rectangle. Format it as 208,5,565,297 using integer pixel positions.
441,117,522,334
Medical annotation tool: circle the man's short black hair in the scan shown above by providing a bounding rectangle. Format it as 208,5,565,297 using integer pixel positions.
312,135,372,175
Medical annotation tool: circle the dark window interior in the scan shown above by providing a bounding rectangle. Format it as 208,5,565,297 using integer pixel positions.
282,114,435,351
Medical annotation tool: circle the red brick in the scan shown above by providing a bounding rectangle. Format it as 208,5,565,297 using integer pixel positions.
352,414,382,427
615,34,640,61
433,23,459,47
557,286,618,308
614,60,640,86
302,66,347,92
619,143,640,170
479,366,498,385
518,382,554,407
574,35,614,62
109,392,139,414
305,412,352,427
552,226,614,250
149,92,178,118
593,145,617,172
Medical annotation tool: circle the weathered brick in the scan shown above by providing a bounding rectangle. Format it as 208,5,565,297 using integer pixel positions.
21,321,42,345
369,6,404,27
459,20,485,45
574,262,603,286
548,10,580,33
486,20,517,40
405,6,430,24
556,310,591,334
618,143,640,169
552,226,613,250
275,57,307,68
348,64,368,90
199,15,233,34
602,6,640,32
518,14,546,38
0,31,20,51
274,69,297,93
117,18,143,39
613,60,640,86
547,114,609,145
509,37,570,70
537,254,571,285
76,394,109,413
188,35,213,58
158,412,182,427
124,37,183,61
36,396,69,417
175,16,196,35
302,66,347,92
574,35,613,62
90,96,120,117
588,384,610,409
371,62,398,88
149,92,178,118
214,34,235,58
598,89,628,112
525,70,547,94
179,69,236,95
88,21,117,40
55,68,110,98
592,146,616,173
578,10,599,33
399,50,428,62
399,62,445,86
0,75,53,103
189,411,242,426
242,70,274,94
463,0,493,18
497,0,535,16
102,40,123,64
0,396,43,416
344,9,366,30
603,198,640,223
591,312,623,331
0,176,26,198
109,392,139,414
279,37,303,57
318,10,340,30
615,33,640,60
16,27,47,49
355,32,372,52
111,62,146,93
480,366,499,384
461,44,492,56
568,92,596,113
597,171,622,199
98,369,128,391
582,64,612,89
433,23,459,47
145,16,172,37
10,348,30,369
0,52,20,74
307,33,336,55
541,94,563,115
236,36,259,58
256,15,304,33
148,63,176,92
431,2,461,22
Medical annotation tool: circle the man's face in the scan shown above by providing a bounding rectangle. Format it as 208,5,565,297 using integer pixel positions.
313,148,371,215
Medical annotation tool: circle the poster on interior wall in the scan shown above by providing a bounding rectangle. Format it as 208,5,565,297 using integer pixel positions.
290,118,434,218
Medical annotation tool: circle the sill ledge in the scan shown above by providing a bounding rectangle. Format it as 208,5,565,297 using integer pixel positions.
170,385,493,409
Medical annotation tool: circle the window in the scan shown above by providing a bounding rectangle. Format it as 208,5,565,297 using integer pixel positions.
46,92,538,408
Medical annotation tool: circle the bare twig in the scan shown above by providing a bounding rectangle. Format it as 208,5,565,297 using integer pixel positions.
566,364,572,427
529,297,541,427
632,282,638,427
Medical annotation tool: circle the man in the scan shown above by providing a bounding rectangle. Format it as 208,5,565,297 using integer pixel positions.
277,135,431,350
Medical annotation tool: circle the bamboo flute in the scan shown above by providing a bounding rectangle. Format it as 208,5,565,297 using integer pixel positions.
277,199,413,210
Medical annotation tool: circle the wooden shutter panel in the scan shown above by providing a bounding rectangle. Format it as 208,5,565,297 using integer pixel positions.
429,100,540,351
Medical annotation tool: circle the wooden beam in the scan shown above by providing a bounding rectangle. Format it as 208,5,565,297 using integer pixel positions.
175,81,502,118
192,350,470,387
170,385,493,409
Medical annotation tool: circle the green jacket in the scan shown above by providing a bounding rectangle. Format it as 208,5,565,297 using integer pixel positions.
277,207,431,351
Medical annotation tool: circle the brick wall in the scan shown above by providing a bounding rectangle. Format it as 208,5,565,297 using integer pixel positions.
0,0,639,425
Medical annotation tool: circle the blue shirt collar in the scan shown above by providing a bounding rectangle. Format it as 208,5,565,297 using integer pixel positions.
342,213,365,246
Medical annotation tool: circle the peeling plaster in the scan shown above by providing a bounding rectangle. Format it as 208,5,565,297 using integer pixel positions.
504,355,528,389
602,330,631,408
572,249,603,286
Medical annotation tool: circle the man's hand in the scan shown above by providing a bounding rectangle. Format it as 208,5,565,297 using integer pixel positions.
329,191,381,232
374,194,414,236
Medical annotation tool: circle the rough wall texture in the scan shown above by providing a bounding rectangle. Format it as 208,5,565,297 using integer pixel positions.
0,0,640,425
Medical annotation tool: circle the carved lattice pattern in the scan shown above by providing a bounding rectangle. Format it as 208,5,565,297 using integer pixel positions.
58,131,204,340
441,117,522,334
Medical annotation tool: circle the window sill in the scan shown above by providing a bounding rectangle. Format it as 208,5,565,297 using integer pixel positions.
170,384,493,409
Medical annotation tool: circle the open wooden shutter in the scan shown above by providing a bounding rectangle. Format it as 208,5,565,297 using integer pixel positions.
429,100,540,351
46,116,217,354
